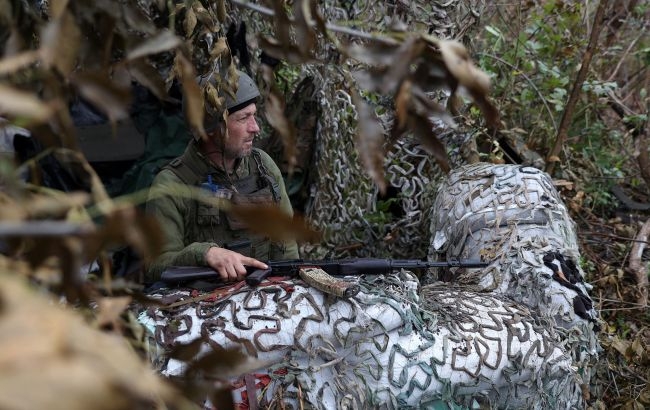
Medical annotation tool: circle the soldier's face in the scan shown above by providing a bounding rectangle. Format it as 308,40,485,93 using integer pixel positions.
224,103,260,159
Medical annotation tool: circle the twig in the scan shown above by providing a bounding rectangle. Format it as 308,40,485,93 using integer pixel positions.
583,231,650,245
546,0,610,175
478,52,558,132
606,33,642,82
628,219,650,308
230,0,399,44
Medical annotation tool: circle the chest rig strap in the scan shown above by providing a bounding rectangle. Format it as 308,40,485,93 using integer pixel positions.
251,148,281,203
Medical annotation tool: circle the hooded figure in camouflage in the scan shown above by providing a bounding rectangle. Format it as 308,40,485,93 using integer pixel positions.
145,70,299,283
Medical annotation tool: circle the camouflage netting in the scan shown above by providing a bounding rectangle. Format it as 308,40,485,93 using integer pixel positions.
141,270,585,409
138,163,601,409
429,163,602,394
234,0,488,259
299,67,479,259
299,66,446,259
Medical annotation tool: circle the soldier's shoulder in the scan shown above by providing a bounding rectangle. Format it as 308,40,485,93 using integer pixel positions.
253,148,281,170
152,165,184,184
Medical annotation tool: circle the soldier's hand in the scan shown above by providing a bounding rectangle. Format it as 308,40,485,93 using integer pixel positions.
205,247,268,282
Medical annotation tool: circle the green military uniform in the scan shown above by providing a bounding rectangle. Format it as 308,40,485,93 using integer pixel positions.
145,140,299,281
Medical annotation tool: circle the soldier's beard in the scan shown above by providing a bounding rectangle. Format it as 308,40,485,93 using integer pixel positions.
224,143,252,160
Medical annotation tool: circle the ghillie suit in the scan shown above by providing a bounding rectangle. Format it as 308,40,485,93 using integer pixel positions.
139,164,599,409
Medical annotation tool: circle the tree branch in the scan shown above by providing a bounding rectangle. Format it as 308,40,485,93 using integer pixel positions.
545,0,610,175
629,219,650,308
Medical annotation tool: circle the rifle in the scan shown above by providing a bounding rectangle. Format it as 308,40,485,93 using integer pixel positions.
160,258,489,288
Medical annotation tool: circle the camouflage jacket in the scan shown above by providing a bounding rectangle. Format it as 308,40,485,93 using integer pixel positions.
145,140,299,281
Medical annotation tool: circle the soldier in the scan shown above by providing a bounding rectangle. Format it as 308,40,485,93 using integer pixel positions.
145,69,299,283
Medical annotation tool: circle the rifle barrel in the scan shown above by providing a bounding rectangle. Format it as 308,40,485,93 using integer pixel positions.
160,258,489,285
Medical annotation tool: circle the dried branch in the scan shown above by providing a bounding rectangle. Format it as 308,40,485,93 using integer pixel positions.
629,219,650,308
545,0,610,175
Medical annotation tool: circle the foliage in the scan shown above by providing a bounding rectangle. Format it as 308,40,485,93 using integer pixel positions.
0,0,498,408
471,1,649,407
473,0,648,213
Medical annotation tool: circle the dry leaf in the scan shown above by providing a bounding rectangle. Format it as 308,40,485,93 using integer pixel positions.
175,53,205,139
126,30,182,61
259,36,313,64
127,59,168,101
0,273,175,410
72,72,132,124
0,84,55,124
293,0,317,56
40,10,81,76
229,204,320,243
265,88,298,174
210,37,229,58
184,7,198,37
95,296,132,329
438,40,490,94
0,50,40,76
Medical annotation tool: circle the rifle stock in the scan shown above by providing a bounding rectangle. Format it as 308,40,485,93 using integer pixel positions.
160,258,489,286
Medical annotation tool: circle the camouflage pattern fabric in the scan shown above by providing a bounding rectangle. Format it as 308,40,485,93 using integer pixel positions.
429,163,601,394
140,270,585,409
138,164,600,409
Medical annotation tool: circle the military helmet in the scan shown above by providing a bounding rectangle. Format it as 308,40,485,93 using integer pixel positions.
197,70,260,132
222,70,260,113
189,69,261,133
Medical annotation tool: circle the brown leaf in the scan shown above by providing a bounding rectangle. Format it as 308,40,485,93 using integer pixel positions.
168,338,205,362
121,2,156,35
48,0,69,19
393,79,412,137
268,0,293,46
407,112,450,173
210,37,229,58
0,84,55,124
127,59,168,101
264,87,298,175
0,50,40,76
72,72,132,123
229,204,321,243
347,38,403,67
175,53,205,139
0,273,175,410
410,84,455,128
210,389,235,410
293,0,317,56
95,296,132,329
205,82,225,115
411,62,452,93
184,7,198,38
259,36,314,65
609,336,631,358
126,30,182,61
189,346,271,378
85,208,164,264
49,148,111,206
40,11,81,76
438,40,491,95
216,0,226,22
468,92,500,131
193,4,215,28
351,92,387,194
22,191,91,220
351,37,425,95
